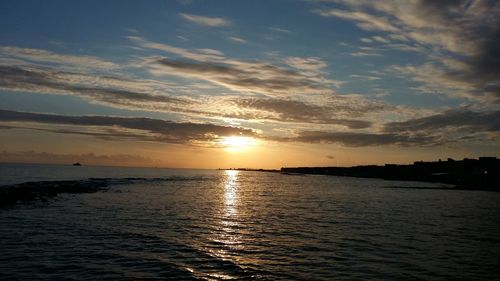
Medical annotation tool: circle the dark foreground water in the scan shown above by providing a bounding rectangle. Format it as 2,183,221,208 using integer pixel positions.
1,164,499,280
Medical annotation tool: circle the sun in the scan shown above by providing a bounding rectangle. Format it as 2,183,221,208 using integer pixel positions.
219,136,256,151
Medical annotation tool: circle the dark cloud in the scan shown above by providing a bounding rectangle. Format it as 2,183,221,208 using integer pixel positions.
265,107,500,147
0,109,255,144
0,65,377,128
232,98,377,128
0,65,188,111
451,26,500,101
0,45,393,130
414,0,500,101
317,1,500,102
153,57,330,95
383,108,500,133
271,130,440,147
3,108,498,148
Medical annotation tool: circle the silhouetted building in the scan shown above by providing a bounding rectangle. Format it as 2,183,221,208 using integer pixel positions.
281,157,499,190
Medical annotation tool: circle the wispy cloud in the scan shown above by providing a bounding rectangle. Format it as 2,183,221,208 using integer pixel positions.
0,49,384,129
0,46,118,70
350,52,381,57
349,74,381,81
0,65,191,113
129,37,340,96
284,57,327,74
315,9,398,32
315,1,500,103
179,13,230,27
176,35,189,41
371,36,389,44
269,27,291,33
127,36,225,61
228,36,247,44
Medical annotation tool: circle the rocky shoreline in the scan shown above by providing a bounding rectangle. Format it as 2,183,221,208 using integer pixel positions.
0,179,110,207
0,176,210,207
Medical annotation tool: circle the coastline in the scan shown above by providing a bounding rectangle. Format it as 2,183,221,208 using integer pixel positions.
280,157,499,190
222,157,500,191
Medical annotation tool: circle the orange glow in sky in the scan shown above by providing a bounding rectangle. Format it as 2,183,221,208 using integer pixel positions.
219,136,257,152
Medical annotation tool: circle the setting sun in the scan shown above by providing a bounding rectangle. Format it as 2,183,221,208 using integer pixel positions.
219,136,256,151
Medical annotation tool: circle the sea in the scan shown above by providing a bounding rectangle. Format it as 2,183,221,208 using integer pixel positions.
1,163,499,280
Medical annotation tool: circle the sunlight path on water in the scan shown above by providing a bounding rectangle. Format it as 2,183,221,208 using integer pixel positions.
204,170,242,279
1,167,499,280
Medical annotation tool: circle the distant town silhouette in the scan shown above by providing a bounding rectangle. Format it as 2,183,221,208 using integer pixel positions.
280,157,499,190
224,157,499,190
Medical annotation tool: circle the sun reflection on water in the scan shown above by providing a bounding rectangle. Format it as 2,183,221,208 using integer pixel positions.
205,170,243,264
224,170,239,215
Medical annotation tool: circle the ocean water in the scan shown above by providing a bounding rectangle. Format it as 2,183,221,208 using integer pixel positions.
1,163,499,280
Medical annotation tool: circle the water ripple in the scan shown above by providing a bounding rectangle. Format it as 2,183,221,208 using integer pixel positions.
1,170,499,280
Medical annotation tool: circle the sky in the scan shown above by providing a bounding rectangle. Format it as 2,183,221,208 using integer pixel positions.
0,0,499,168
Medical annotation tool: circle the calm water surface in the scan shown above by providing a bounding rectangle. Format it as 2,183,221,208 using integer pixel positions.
1,164,499,280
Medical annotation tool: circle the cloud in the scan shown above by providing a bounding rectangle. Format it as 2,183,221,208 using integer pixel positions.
4,107,496,149
383,108,500,133
371,36,390,44
0,43,418,134
385,43,423,53
349,74,381,81
284,57,327,73
130,36,341,96
0,109,255,145
374,107,500,146
351,52,381,57
230,97,387,128
0,65,191,112
271,130,440,147
1,42,422,133
179,13,230,27
315,9,399,32
0,45,206,115
315,1,500,103
152,57,335,96
228,36,247,44
316,2,474,53
196,48,224,56
0,62,380,129
127,36,225,61
269,27,291,33
0,46,118,70
254,106,500,148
